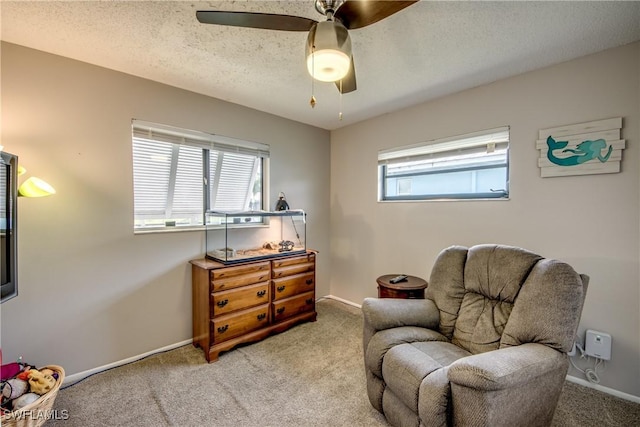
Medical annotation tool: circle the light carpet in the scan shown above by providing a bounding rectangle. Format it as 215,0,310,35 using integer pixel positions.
45,299,639,426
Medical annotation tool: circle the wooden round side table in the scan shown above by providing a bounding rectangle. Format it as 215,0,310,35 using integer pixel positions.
377,275,428,299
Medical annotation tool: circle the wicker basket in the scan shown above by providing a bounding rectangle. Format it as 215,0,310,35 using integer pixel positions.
1,365,65,427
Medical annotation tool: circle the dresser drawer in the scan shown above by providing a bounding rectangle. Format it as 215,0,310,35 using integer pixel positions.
211,261,270,281
272,258,315,279
272,253,315,269
211,281,270,316
272,291,315,322
211,304,270,343
272,272,315,301
211,268,270,292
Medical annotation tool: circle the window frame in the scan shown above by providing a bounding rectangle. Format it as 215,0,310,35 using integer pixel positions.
378,127,510,202
132,120,269,233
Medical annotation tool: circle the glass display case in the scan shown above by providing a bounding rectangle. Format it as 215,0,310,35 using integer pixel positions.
205,210,306,264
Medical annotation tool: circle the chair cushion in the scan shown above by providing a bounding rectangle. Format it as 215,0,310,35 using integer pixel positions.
452,292,514,354
382,341,471,412
366,327,448,377
452,245,542,354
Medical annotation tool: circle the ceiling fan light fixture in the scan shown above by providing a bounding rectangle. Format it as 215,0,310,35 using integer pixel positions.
306,20,352,82
307,49,350,82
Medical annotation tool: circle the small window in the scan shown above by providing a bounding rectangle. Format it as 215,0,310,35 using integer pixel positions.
378,127,509,201
132,120,269,231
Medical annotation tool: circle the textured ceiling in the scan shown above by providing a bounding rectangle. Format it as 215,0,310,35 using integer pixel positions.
2,1,639,130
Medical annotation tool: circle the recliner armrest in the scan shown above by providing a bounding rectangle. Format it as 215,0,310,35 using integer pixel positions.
362,297,440,331
448,343,567,391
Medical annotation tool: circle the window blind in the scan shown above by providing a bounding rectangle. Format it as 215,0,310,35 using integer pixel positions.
132,139,172,215
132,120,270,159
378,127,509,166
213,153,259,211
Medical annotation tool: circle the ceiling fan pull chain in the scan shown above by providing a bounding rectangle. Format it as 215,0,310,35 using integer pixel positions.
310,45,317,108
338,80,343,121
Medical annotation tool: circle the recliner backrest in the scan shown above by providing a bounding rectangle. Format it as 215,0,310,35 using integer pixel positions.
452,244,542,353
426,244,585,355
500,259,588,353
424,245,468,340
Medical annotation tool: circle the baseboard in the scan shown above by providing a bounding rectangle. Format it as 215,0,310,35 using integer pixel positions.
321,295,640,404
565,375,640,403
63,339,192,387
319,294,362,308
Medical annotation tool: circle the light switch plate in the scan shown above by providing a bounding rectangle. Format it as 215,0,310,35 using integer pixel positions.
585,329,612,360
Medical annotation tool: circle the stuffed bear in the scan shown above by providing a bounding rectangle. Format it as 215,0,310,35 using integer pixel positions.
27,370,55,395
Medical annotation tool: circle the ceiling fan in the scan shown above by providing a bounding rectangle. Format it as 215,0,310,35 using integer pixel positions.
196,0,418,95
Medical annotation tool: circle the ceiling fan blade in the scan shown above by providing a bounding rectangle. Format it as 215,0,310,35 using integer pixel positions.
335,1,418,30
336,57,357,94
196,11,317,31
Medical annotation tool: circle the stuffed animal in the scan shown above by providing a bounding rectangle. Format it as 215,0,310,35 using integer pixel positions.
2,378,28,400
27,370,55,395
12,392,39,410
39,368,54,377
16,368,31,381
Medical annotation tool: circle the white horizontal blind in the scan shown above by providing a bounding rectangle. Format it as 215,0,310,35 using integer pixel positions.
132,120,269,159
172,145,204,215
212,152,260,211
132,139,172,216
378,127,509,166
132,120,267,230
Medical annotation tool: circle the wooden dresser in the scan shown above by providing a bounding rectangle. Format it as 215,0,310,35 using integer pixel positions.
191,251,317,362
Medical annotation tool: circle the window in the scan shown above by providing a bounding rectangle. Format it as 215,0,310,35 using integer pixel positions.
132,120,269,231
378,127,509,201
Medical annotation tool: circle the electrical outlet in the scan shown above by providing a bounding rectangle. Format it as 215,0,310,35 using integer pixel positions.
585,329,612,360
568,342,576,356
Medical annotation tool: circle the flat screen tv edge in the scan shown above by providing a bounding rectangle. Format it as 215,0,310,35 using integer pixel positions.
1,151,18,303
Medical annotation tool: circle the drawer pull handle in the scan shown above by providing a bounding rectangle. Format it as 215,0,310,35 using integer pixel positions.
277,286,286,292
257,313,266,321
276,307,285,314
257,290,266,297
217,325,229,334
216,299,229,307
306,298,313,305
305,279,313,285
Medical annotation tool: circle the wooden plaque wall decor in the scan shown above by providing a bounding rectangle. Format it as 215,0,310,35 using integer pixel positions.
537,117,625,178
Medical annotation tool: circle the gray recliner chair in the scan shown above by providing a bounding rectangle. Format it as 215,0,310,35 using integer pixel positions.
362,244,588,427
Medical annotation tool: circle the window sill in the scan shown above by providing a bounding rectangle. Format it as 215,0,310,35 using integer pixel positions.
134,222,270,235
134,225,205,235
378,197,510,203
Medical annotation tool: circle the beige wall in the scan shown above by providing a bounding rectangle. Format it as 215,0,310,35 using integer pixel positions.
0,43,331,374
2,39,638,398
331,42,640,396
